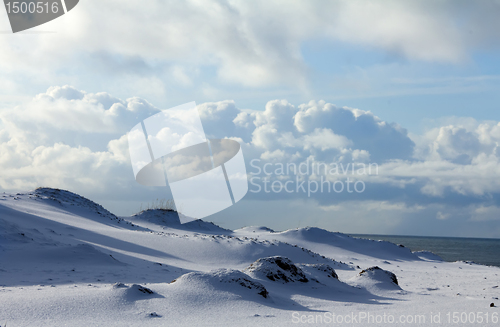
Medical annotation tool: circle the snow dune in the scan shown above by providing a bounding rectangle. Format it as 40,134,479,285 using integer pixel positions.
0,188,498,326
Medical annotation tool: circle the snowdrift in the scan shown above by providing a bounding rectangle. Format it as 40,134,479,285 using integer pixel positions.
1,188,499,326
170,268,270,300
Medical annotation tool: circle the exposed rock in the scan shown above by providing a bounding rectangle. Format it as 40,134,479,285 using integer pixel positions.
244,256,309,283
359,266,398,285
130,284,154,294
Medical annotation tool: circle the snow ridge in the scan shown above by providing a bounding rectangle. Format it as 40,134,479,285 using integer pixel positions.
32,188,122,222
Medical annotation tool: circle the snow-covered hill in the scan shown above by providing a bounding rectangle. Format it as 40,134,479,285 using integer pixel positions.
128,208,231,234
0,188,498,326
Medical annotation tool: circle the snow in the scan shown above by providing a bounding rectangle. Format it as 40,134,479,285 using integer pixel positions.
1,188,499,326
350,266,401,291
170,268,270,299
414,250,445,262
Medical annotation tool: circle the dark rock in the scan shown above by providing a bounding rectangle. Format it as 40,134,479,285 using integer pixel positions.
245,256,309,283
360,266,398,285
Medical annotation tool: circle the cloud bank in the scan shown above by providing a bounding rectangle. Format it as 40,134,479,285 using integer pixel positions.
1,86,500,236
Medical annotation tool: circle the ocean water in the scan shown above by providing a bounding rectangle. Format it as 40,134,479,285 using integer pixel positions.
350,234,500,268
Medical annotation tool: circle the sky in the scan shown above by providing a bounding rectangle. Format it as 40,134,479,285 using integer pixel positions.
1,0,500,238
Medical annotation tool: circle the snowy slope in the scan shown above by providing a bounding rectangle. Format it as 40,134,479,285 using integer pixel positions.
128,208,231,234
1,188,499,326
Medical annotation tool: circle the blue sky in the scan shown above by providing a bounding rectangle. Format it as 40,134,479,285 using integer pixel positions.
1,1,500,237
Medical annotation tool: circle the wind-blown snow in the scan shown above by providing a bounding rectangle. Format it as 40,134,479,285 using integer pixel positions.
0,188,498,326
